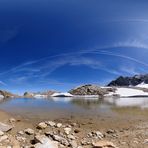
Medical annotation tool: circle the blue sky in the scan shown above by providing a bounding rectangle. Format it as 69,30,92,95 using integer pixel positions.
0,0,148,94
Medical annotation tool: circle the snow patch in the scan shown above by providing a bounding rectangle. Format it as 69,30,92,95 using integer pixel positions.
106,87,148,97
136,82,148,88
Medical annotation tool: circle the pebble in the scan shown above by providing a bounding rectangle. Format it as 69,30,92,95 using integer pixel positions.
0,130,4,136
56,123,62,128
74,128,81,133
64,127,72,135
52,135,69,146
9,118,16,123
24,128,34,135
17,130,24,135
37,122,47,129
16,136,26,142
0,135,8,142
92,140,117,148
67,134,76,140
70,140,77,148
46,121,56,127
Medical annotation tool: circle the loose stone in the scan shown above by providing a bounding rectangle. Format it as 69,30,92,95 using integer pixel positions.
37,122,47,129
24,128,34,135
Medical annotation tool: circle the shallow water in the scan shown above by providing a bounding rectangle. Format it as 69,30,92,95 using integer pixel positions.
0,97,148,121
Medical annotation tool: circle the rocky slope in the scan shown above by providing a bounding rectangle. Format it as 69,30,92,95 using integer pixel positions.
108,74,148,86
69,84,116,96
24,90,57,98
0,90,17,99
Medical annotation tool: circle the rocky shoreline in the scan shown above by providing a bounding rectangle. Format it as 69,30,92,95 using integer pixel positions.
0,110,147,148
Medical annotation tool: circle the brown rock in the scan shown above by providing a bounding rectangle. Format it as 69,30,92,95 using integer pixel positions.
93,140,117,148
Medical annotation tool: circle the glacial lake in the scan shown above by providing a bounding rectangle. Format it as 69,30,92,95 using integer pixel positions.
0,97,148,121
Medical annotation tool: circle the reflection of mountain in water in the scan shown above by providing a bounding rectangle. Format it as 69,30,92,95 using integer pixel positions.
104,97,148,109
70,98,102,109
0,98,12,104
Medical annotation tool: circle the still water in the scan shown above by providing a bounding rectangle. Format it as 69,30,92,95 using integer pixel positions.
0,97,148,120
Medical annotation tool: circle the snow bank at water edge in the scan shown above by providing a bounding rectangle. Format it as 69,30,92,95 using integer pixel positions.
105,87,148,97
51,92,73,97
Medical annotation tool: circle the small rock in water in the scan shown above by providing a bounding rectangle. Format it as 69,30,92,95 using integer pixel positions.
92,140,117,148
24,128,34,135
37,122,47,129
9,118,16,123
64,127,72,135
46,121,56,127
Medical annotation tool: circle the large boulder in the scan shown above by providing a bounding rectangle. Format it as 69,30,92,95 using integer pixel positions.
69,84,115,96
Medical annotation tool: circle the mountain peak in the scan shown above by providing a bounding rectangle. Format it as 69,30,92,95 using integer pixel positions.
108,74,148,86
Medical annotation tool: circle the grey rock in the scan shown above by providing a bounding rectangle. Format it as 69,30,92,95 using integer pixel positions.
0,122,13,132
24,128,34,135
56,123,62,128
52,135,69,146
37,122,47,129
67,135,76,140
17,130,24,135
9,118,16,123
64,127,72,135
70,140,77,148
0,135,8,142
46,121,56,127
34,136,58,148
0,130,4,136
16,136,26,142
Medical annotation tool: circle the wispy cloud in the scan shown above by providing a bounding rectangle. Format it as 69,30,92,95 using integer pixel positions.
120,66,139,75
1,40,148,88
113,39,148,49
0,80,7,86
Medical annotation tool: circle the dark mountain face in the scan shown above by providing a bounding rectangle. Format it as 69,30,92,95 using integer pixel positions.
108,74,148,86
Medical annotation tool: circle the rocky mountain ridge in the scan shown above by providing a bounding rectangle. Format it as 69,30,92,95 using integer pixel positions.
24,90,57,98
0,90,18,99
108,74,148,86
69,84,116,97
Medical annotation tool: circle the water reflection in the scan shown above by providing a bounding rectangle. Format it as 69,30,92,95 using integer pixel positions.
0,96,148,120
104,97,148,109
0,96,148,109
